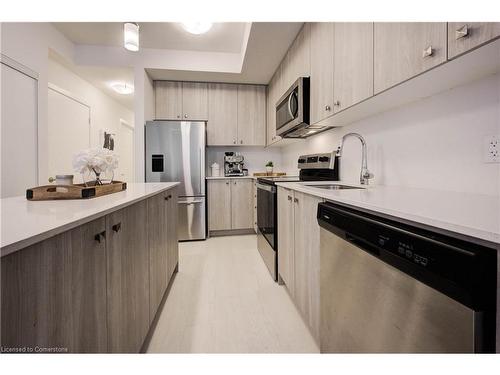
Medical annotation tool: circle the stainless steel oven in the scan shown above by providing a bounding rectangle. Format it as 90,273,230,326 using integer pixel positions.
276,77,310,137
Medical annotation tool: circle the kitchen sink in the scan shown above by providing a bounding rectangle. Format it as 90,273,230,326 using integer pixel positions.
304,184,364,190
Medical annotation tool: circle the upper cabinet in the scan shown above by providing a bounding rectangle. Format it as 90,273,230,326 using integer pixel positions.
282,23,311,93
374,23,447,93
155,81,183,120
266,68,282,145
205,83,266,146
181,82,208,120
310,22,334,124
333,23,374,112
207,83,238,145
155,81,208,120
237,85,266,146
447,22,500,59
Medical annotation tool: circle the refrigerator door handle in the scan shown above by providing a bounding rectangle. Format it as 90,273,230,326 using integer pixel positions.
179,199,204,205
199,148,202,194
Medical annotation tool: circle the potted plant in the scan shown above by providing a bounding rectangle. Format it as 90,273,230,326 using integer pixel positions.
266,161,274,175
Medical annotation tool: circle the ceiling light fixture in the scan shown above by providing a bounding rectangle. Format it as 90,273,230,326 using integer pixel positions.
181,22,213,35
124,22,139,51
110,82,134,95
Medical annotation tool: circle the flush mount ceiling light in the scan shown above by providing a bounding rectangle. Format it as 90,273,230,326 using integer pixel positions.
181,22,213,35
124,22,139,51
110,82,134,95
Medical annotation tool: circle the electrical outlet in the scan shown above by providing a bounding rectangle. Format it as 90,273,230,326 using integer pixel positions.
483,135,499,163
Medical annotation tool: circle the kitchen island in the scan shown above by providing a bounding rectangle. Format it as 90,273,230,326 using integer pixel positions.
1,182,179,353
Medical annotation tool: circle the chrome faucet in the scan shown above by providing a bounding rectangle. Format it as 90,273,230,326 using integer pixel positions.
336,132,374,185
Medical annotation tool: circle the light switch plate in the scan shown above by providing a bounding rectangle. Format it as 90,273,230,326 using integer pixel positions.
483,135,499,163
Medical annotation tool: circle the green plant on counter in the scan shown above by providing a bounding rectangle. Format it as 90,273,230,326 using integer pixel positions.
266,161,273,167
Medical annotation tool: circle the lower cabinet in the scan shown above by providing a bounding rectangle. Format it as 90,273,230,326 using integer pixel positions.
208,179,254,233
0,188,179,353
1,217,108,353
447,22,500,59
277,187,322,342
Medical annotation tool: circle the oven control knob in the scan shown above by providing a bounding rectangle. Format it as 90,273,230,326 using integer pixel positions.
319,156,330,162
298,158,306,164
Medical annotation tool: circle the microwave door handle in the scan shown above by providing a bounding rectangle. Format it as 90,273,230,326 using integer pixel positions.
287,92,294,118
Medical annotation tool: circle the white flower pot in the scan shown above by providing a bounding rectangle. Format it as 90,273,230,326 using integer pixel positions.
266,166,273,174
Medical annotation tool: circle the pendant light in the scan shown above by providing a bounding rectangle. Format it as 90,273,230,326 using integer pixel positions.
124,22,139,52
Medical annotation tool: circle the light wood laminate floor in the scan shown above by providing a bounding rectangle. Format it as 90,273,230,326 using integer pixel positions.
146,235,319,353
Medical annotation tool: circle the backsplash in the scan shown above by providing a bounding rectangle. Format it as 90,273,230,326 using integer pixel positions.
281,73,500,196
206,146,283,176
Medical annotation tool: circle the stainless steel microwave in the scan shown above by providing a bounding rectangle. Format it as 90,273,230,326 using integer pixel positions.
276,77,310,138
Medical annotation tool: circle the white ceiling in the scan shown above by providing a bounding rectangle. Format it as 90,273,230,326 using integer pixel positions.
51,22,303,109
146,22,304,84
53,22,249,53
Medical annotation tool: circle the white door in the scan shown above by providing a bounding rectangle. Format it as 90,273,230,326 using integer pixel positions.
47,86,90,184
1,62,38,198
117,119,134,182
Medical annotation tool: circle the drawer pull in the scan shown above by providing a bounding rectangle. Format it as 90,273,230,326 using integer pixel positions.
112,223,122,233
94,231,106,243
456,25,469,40
422,45,433,58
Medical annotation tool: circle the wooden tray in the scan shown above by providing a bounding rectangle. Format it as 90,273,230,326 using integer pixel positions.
252,172,287,177
26,181,127,200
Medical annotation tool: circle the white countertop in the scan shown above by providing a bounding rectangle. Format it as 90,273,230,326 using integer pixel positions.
276,181,500,246
1,182,180,256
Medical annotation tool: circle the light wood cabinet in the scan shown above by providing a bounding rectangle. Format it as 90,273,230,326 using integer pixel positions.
277,188,322,343
374,23,447,93
277,187,294,292
237,85,266,146
207,83,238,145
148,192,168,323
310,22,334,124
166,187,179,279
447,22,500,59
155,81,208,120
155,81,183,120
230,179,254,229
182,82,208,120
333,22,374,112
106,200,149,353
282,24,311,92
266,69,282,146
1,218,108,353
208,179,254,232
293,191,322,342
208,179,232,231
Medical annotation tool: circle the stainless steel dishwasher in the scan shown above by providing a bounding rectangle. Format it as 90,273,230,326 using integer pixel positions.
317,201,497,353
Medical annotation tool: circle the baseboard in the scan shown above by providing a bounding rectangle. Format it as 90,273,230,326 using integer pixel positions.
209,228,256,237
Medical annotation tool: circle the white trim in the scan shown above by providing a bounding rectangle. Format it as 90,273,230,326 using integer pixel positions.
119,118,134,130
48,82,90,109
0,54,39,80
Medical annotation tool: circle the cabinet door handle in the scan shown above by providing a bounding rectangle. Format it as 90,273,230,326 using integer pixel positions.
287,195,292,201
240,140,243,144
233,140,236,144
164,194,172,201
94,231,106,243
164,196,169,201
112,223,122,233
177,115,180,119
422,45,433,58
225,181,229,185
325,105,331,111
333,100,340,107
456,24,469,40
184,114,188,118
293,197,299,203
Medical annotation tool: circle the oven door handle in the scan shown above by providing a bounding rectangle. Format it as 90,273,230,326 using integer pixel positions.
257,183,276,193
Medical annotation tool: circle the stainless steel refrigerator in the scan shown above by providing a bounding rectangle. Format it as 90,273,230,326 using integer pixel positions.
145,121,206,241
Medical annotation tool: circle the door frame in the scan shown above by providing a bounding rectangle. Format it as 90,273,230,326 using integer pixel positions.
119,118,135,182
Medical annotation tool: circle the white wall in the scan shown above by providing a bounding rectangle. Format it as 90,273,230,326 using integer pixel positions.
48,59,134,147
206,146,283,177
281,74,500,196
